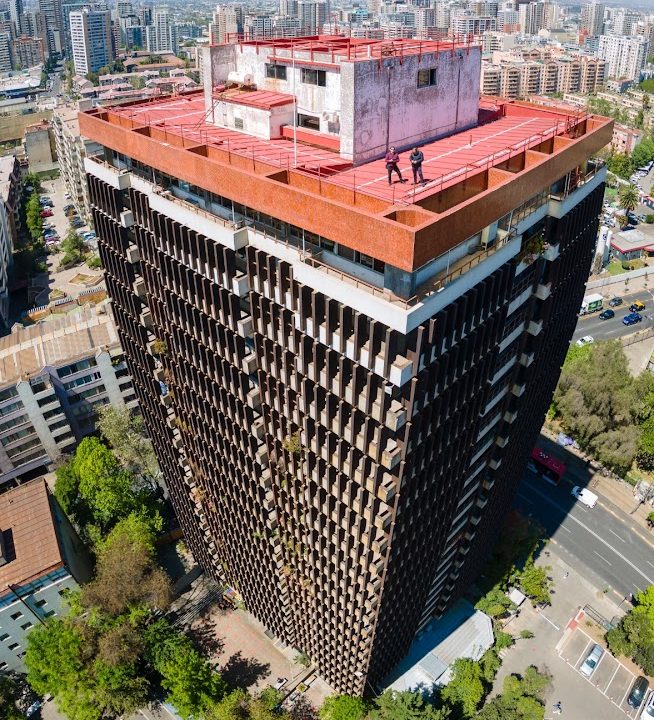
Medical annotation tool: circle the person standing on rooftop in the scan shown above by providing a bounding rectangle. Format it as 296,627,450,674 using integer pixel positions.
410,147,425,185
385,147,405,185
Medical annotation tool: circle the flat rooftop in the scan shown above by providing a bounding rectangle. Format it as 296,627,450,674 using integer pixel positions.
80,90,613,273
103,92,585,204
0,305,120,387
0,479,64,591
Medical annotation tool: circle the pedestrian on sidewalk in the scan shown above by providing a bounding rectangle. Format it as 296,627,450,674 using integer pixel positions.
553,701,562,715
385,147,405,185
410,147,425,184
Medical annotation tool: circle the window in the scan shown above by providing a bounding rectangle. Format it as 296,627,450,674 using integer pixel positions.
0,387,18,404
20,622,32,630
298,114,320,131
417,68,437,88
9,611,22,620
57,358,97,378
301,68,326,87
0,662,6,670
234,117,244,130
8,643,19,650
0,633,9,641
265,63,287,80
44,610,56,618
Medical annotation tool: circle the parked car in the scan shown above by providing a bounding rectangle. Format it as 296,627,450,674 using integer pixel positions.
630,301,646,312
609,296,623,307
63,203,74,211
628,677,649,708
71,219,84,228
599,309,615,320
641,691,654,718
40,209,53,218
580,644,604,677
575,336,594,347
624,313,643,326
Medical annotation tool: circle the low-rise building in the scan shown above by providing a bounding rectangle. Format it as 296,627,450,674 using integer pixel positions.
611,123,643,154
0,305,138,487
52,104,102,222
0,478,91,672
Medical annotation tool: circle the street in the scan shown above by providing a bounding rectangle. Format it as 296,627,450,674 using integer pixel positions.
572,289,654,343
515,475,654,600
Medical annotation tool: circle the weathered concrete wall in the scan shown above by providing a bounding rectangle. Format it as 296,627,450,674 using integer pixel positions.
0,110,52,143
211,99,294,139
341,46,482,163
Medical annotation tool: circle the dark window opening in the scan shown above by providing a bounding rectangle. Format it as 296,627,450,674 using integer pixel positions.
298,114,320,131
417,68,438,88
301,68,326,86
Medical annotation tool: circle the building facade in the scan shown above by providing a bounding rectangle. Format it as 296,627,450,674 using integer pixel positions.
481,54,605,98
0,479,91,672
12,34,45,68
80,35,612,695
0,155,21,329
69,7,113,76
597,34,650,82
580,1,605,37
52,104,101,222
0,305,138,487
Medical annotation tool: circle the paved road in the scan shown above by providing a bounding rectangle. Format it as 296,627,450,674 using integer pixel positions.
514,467,654,601
572,289,654,342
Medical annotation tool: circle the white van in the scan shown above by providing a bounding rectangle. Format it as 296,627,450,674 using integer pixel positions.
571,486,598,509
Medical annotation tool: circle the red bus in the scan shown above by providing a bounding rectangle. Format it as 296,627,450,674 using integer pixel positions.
528,447,566,485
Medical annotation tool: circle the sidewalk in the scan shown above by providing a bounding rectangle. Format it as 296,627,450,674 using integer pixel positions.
540,427,654,549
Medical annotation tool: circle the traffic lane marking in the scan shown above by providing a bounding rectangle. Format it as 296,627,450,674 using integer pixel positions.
594,551,613,566
516,484,654,586
608,528,627,543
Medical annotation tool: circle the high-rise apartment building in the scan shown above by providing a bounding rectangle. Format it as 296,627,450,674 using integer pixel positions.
80,35,612,695
0,31,11,71
12,34,45,68
53,103,102,221
298,1,327,34
597,34,650,82
69,7,112,75
209,4,244,45
38,0,63,56
145,8,177,54
580,2,605,37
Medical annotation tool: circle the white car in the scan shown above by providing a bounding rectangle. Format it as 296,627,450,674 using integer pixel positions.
641,691,654,719
576,336,594,347
571,486,598,509
580,644,603,676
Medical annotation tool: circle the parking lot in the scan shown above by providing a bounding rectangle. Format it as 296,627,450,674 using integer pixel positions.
558,626,646,717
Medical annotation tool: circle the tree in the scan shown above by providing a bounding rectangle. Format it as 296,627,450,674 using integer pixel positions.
25,618,148,720
618,184,640,214
476,666,550,720
475,587,516,618
81,520,171,616
97,405,159,482
145,619,227,719
606,585,654,674
515,563,552,605
319,695,369,720
607,153,633,180
289,696,319,720
0,673,22,720
26,192,43,240
439,658,486,718
370,690,449,719
552,341,645,474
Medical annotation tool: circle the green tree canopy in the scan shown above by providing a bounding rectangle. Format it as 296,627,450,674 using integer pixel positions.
618,184,640,214
514,563,552,605
97,405,160,481
552,341,645,473
0,673,22,720
145,619,227,719
369,690,450,719
606,584,654,674
476,666,550,720
439,658,486,718
26,191,43,241
319,695,369,720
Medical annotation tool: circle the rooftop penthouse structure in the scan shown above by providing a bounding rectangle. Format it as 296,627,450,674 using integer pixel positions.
79,34,612,695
